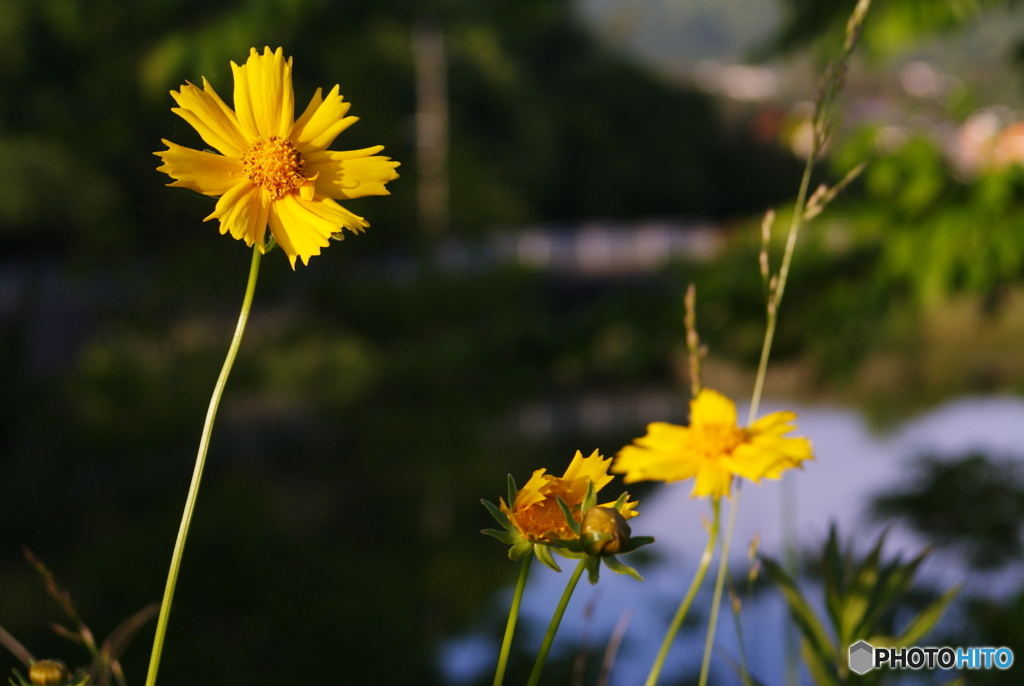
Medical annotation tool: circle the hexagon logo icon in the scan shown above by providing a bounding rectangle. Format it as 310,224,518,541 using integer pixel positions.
849,640,874,675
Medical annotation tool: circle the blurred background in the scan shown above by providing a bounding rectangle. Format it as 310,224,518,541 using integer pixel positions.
3,0,1024,683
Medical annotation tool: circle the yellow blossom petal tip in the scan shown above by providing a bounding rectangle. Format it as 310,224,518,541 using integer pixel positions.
612,388,813,500
157,47,398,266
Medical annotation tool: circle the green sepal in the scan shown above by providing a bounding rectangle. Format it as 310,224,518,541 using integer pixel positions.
480,499,515,532
621,535,655,554
507,474,518,509
508,540,534,561
482,528,516,544
613,491,630,509
585,554,602,584
10,670,30,686
263,235,278,253
603,555,643,581
556,496,582,536
534,544,563,572
582,481,597,513
553,544,586,559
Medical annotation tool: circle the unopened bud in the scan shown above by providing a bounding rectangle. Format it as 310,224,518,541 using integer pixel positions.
581,507,632,556
29,661,70,686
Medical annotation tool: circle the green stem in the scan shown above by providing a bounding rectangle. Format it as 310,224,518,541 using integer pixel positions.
493,554,533,686
747,145,816,425
644,500,721,686
697,489,741,686
145,246,263,686
526,559,586,686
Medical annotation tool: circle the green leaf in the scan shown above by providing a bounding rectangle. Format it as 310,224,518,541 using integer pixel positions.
891,583,961,647
603,555,643,581
586,555,602,584
481,499,515,532
507,474,518,509
534,544,562,572
761,555,836,662
822,525,845,635
855,546,930,640
556,496,581,536
801,639,840,686
482,528,515,544
840,531,886,644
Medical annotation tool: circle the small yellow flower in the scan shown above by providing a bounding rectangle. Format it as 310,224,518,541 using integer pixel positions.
500,450,636,543
613,389,813,499
156,47,399,268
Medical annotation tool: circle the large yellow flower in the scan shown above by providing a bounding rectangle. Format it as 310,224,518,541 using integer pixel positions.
155,47,399,268
613,389,813,499
500,450,637,543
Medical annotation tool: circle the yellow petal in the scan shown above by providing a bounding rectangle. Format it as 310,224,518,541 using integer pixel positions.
748,410,800,436
289,84,357,153
691,462,732,499
560,449,613,503
690,389,738,428
599,498,640,520
306,147,401,199
268,192,353,268
170,80,251,157
216,184,269,247
513,468,551,510
155,140,244,196
613,440,701,483
232,47,294,139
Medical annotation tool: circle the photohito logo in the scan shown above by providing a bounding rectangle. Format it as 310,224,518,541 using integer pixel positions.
848,640,1014,675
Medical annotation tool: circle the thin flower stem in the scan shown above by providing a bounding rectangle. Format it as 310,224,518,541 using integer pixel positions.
145,245,263,686
493,554,533,686
643,499,720,686
747,147,816,425
526,559,587,686
698,489,741,686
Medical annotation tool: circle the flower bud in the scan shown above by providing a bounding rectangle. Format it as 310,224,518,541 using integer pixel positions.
29,660,70,686
581,506,631,556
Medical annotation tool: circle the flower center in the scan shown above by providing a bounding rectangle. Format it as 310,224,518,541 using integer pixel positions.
692,423,746,460
242,136,306,198
516,497,580,541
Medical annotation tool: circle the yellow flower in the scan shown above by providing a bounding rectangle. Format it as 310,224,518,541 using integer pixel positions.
500,450,637,543
155,47,399,268
613,389,813,499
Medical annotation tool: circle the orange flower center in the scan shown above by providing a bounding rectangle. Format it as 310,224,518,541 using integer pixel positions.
242,136,306,198
692,423,746,460
516,497,580,541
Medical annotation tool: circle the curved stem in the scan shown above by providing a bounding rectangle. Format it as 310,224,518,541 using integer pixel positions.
526,559,586,686
145,246,263,686
493,554,533,686
698,488,741,686
644,500,721,686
